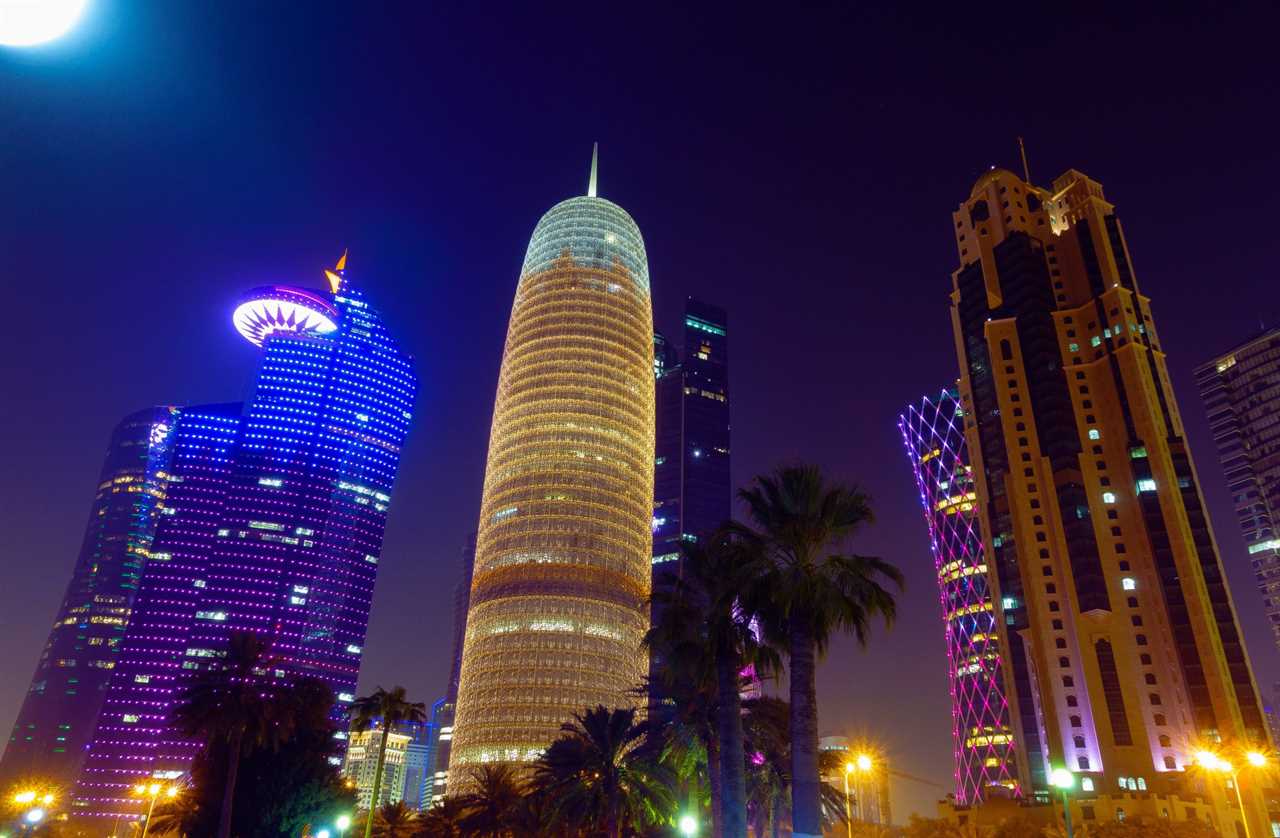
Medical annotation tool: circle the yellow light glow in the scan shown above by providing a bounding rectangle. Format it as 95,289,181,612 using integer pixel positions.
844,761,855,774
133,785,147,796
13,791,36,805
856,754,873,772
147,783,160,796
39,794,54,806
1246,751,1267,768
165,787,178,798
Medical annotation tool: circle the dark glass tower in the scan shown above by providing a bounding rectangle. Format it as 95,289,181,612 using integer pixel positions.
649,299,730,703
1195,328,1280,654
73,258,416,828
651,298,731,567
0,408,181,789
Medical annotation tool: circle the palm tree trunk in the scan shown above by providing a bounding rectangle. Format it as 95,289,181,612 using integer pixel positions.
715,653,748,838
788,617,821,838
216,726,245,838
364,726,391,838
706,731,723,838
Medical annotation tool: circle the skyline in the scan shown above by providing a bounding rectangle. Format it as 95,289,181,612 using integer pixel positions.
3,2,1280,821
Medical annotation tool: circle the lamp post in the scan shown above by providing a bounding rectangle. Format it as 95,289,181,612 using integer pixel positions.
336,813,352,838
132,782,178,838
678,813,698,836
842,763,855,838
1196,749,1267,838
1050,768,1074,838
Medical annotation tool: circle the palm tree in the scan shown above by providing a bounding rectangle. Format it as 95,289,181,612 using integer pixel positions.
370,801,419,838
415,798,465,837
141,790,199,836
453,764,526,837
737,465,904,838
647,531,777,838
172,631,285,838
350,686,427,838
533,706,673,838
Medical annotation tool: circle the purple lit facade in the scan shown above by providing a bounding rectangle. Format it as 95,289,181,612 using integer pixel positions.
73,262,416,828
899,389,1019,805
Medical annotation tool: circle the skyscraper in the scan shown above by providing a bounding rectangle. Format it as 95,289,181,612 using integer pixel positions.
651,298,731,568
0,408,181,789
342,723,412,810
73,257,416,827
649,299,731,706
448,148,655,784
899,388,1019,805
1194,329,1280,654
424,533,475,804
949,166,1269,832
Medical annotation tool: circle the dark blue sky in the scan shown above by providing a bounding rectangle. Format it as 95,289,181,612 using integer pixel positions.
3,0,1279,819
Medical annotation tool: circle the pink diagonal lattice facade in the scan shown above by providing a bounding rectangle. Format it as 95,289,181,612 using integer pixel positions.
899,389,1020,805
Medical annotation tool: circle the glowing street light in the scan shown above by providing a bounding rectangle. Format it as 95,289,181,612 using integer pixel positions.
132,782,180,838
23,808,44,825
335,814,352,837
1050,768,1075,838
678,813,698,836
855,753,873,772
316,831,331,838
12,791,36,806
1196,749,1267,838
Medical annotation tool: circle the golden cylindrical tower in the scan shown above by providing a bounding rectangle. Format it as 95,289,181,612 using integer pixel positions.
448,167,654,785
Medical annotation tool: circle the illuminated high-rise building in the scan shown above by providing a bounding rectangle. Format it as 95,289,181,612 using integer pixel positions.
1195,329,1280,654
342,722,412,810
651,298,731,567
899,388,1018,805
949,166,1270,833
649,299,731,707
73,257,416,828
0,408,180,789
448,147,654,784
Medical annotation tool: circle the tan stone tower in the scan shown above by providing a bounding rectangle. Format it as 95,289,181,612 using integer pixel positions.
448,148,654,786
950,166,1271,834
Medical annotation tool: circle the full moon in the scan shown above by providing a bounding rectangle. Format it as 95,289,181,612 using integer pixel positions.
0,0,88,47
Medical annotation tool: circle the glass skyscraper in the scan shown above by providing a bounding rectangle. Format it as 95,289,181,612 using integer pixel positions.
649,299,731,706
73,258,416,828
1195,328,1280,655
449,150,655,785
651,298,731,568
1,408,181,789
899,389,1018,805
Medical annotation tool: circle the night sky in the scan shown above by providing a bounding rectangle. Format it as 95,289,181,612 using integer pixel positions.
3,1,1279,820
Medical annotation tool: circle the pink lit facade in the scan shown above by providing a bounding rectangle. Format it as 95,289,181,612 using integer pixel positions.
899,389,1020,804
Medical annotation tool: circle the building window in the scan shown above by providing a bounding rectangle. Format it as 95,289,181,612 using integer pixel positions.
1089,429,1101,440
1070,715,1082,726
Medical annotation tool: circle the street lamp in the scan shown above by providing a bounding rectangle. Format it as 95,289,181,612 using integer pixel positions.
335,814,352,837
132,782,179,838
841,762,855,838
1050,768,1075,838
678,813,698,836
1196,749,1267,838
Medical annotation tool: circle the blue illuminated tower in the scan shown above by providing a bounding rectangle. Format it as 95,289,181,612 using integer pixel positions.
0,408,182,789
74,255,416,827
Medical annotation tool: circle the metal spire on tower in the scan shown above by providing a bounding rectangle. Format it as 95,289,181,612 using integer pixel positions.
587,142,598,197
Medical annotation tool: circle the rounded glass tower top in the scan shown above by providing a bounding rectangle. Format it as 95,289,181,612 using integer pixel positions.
520,196,649,293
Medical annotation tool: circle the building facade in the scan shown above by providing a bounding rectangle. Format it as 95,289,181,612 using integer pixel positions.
73,258,416,829
899,389,1019,804
651,299,731,568
0,408,181,788
949,166,1270,834
1195,329,1280,656
649,300,731,706
448,151,655,785
342,724,412,810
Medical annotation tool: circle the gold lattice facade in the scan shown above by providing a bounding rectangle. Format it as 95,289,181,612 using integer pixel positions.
448,190,655,785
